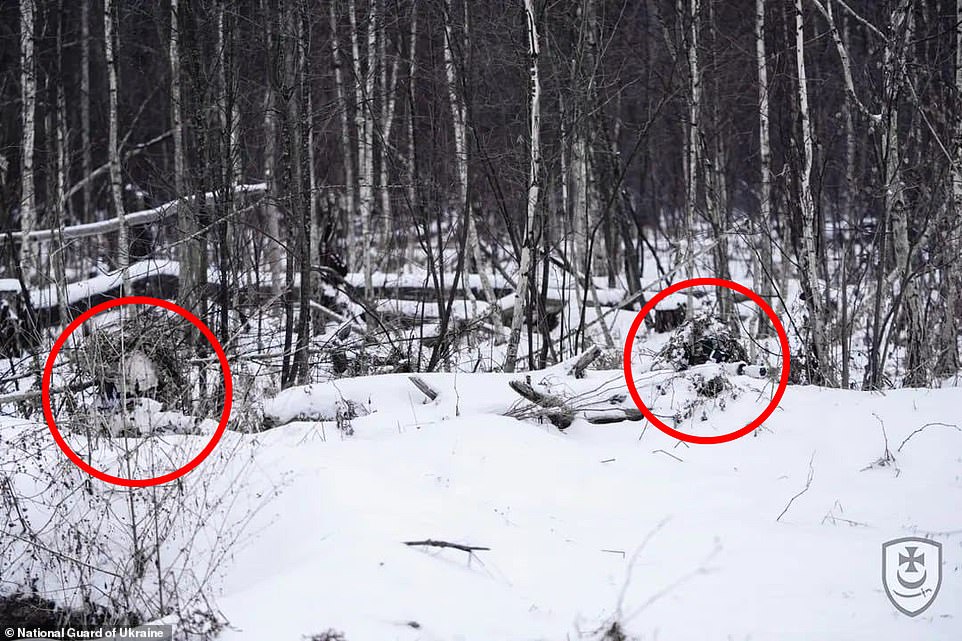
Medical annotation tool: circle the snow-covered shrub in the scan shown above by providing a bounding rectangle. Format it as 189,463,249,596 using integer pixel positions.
0,419,266,632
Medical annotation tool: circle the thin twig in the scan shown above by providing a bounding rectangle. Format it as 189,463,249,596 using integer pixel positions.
404,539,490,553
777,452,816,522
652,449,683,462
897,422,961,453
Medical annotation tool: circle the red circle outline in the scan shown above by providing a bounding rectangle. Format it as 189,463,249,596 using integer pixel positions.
622,278,790,444
41,296,232,486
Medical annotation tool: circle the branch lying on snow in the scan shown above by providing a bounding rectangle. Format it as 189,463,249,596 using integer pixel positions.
582,407,644,424
776,452,816,522
408,376,438,402
896,422,961,453
507,372,648,428
508,380,575,429
404,539,490,553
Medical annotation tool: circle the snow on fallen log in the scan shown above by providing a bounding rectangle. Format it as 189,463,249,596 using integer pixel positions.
261,383,371,428
28,258,180,308
565,345,603,379
4,182,266,242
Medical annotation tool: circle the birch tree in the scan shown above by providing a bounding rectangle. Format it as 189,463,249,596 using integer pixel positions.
883,1,923,385
263,0,285,296
703,0,733,324
171,0,201,314
105,0,129,289
348,0,375,297
19,0,37,284
939,0,962,376
379,0,399,250
754,0,774,337
441,0,500,323
504,0,541,372
684,0,700,318
794,0,832,384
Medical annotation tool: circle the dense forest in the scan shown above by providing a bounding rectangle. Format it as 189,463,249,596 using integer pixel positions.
1,1,961,638
1,0,960,388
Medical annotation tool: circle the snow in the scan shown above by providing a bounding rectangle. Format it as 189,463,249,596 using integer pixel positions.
1,316,960,638
7,368,955,639
198,378,961,640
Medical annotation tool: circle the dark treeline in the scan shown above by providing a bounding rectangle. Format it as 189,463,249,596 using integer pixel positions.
1,0,960,388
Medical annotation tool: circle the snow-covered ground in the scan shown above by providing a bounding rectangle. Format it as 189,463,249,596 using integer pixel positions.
203,375,962,640
3,365,961,639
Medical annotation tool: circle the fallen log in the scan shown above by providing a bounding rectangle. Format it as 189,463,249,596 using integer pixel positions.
584,407,645,424
508,379,575,429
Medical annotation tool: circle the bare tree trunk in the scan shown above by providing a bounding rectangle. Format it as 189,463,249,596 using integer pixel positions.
292,5,312,385
105,0,129,290
504,0,541,373
704,0,733,324
884,2,923,386
754,0,774,337
794,0,832,384
171,0,201,315
215,0,237,341
349,0,375,298
330,1,356,257
684,0,700,318
442,0,499,325
379,0,399,254
264,1,285,296
838,13,855,388
940,0,962,377
54,7,69,325
572,0,605,282
80,0,92,225
19,0,37,285
405,2,418,265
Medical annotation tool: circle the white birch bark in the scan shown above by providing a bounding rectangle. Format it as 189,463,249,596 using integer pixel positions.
55,31,69,325
941,0,962,375
504,0,541,373
884,1,923,384
794,0,832,383
349,0,375,297
405,3,418,266
754,0,774,334
571,0,604,279
379,0,399,250
264,3,284,296
19,0,37,284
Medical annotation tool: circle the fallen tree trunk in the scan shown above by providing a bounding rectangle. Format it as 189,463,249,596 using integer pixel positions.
508,380,575,429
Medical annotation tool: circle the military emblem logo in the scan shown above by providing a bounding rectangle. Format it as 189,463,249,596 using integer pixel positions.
882,536,942,617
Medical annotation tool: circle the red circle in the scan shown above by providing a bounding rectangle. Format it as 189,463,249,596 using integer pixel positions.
622,278,790,444
41,296,232,486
